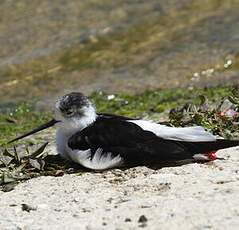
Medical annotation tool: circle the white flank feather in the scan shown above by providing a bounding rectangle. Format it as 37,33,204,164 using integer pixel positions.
129,120,216,142
68,148,123,170
193,154,210,161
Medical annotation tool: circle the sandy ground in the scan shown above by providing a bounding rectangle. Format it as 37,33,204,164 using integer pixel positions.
0,146,239,230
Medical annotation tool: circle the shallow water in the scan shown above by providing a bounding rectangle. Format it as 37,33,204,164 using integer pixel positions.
0,0,239,106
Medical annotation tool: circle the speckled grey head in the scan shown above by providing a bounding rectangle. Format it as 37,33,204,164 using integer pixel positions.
56,92,92,117
8,92,96,143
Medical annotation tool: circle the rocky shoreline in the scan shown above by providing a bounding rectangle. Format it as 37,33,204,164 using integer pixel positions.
0,146,239,229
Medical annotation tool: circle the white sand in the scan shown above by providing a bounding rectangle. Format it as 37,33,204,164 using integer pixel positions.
0,147,239,230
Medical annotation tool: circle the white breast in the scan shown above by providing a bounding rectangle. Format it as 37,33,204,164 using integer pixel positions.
55,106,97,160
55,129,72,160
55,128,123,170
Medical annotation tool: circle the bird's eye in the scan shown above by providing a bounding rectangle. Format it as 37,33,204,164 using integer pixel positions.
65,109,74,116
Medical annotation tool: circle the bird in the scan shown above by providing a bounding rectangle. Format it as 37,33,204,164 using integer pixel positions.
9,92,239,170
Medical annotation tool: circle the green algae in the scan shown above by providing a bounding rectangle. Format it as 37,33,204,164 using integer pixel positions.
1,1,239,103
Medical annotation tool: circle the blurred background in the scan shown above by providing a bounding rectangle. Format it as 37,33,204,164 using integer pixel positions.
2,0,239,222
1,0,239,109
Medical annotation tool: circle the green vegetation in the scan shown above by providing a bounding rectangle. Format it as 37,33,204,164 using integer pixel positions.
0,104,51,146
92,87,231,118
1,85,239,191
0,86,234,146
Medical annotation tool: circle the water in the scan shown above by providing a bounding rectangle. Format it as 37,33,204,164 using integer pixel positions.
0,0,239,106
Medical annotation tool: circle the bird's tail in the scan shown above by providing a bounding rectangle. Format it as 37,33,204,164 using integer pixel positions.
182,139,239,154
180,139,239,161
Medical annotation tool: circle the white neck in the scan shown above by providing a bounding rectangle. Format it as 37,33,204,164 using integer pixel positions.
54,99,97,159
56,105,97,137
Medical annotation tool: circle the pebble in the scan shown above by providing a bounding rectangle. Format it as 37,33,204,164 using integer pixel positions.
138,215,148,223
21,203,37,212
125,218,131,222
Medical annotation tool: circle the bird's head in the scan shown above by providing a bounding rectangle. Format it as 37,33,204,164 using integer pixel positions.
54,92,96,133
8,92,97,143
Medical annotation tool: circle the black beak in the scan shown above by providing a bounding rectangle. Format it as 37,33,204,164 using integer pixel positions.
8,119,60,144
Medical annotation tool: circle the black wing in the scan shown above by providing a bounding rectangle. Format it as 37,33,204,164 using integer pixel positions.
68,117,192,166
68,117,239,167
97,113,137,120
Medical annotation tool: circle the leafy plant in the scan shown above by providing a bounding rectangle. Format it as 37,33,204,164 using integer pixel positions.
169,87,239,139
0,86,238,192
0,143,83,192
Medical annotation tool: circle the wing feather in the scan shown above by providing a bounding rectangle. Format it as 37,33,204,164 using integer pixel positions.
67,117,239,168
129,120,216,142
67,117,192,166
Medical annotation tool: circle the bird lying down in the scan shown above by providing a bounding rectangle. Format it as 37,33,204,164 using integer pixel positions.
9,92,239,170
